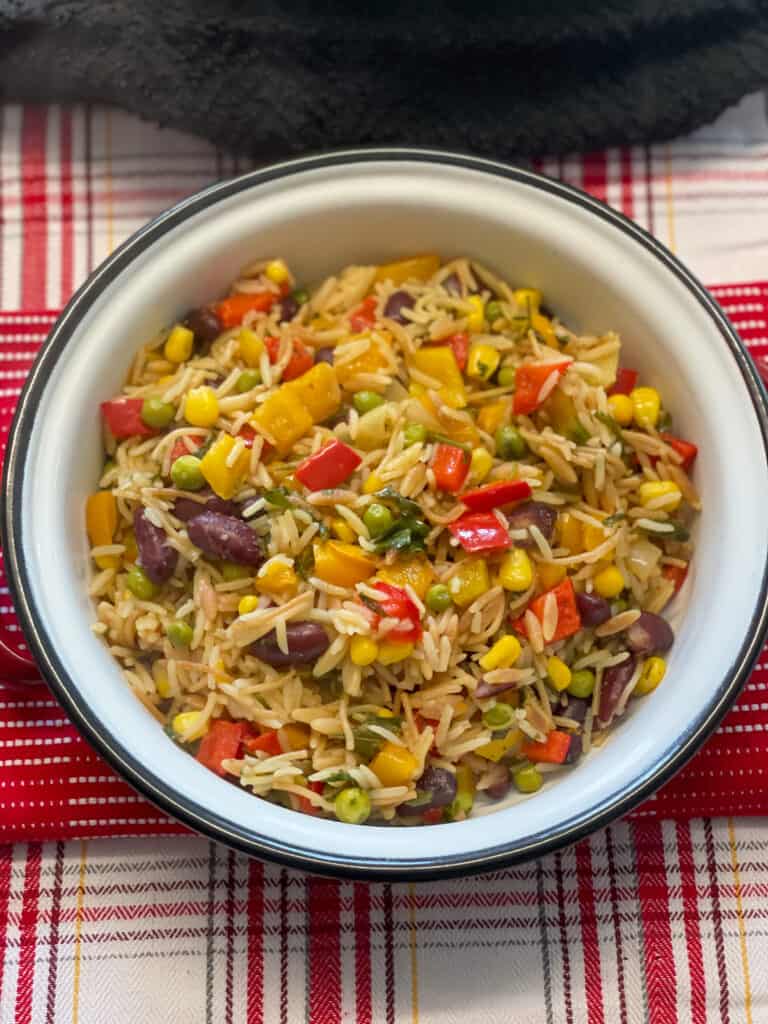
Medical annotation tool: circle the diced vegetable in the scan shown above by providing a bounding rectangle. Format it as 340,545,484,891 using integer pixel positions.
368,582,422,642
469,446,493,483
447,558,489,608
284,361,341,423
295,439,361,491
374,254,440,286
265,336,314,381
520,730,571,764
476,727,524,762
184,386,219,427
460,479,532,513
546,655,571,691
593,564,626,599
498,548,533,592
466,295,485,333
520,578,582,643
196,719,245,776
659,432,698,471
448,512,511,553
638,480,682,511
349,295,378,332
479,635,521,671
608,368,638,396
466,342,500,381
607,393,634,426
630,386,661,428
477,399,510,435
376,556,433,599
242,729,283,756
214,291,278,328
199,434,250,499
101,396,155,438
513,360,571,415
238,328,264,368
86,491,118,569
432,443,470,493
408,345,467,409
377,641,414,665
251,385,314,455
444,331,469,372
255,561,298,597
314,541,377,587
662,564,688,592
350,635,379,666
369,742,418,785
334,334,389,390
634,656,667,696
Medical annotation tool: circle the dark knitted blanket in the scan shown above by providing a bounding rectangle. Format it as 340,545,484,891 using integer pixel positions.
0,1,767,159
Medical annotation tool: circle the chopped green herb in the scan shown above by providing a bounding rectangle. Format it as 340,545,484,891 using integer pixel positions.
263,487,292,509
594,411,624,442
426,432,472,454
294,545,315,579
603,512,626,528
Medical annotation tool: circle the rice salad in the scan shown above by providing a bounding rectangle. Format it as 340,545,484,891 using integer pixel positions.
86,253,699,826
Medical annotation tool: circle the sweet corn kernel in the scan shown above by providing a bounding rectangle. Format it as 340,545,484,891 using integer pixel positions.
448,559,490,608
582,523,606,551
238,594,259,616
331,517,356,542
631,386,661,429
255,561,298,597
466,295,485,333
239,327,264,368
466,342,500,381
557,512,583,554
546,655,572,692
512,288,541,313
607,393,634,426
499,548,533,592
363,470,384,495
164,324,194,364
153,664,171,699
479,634,521,671
369,742,418,785
350,635,379,666
184,386,219,427
538,562,566,589
638,480,682,511
477,400,509,436
172,711,208,742
634,656,667,696
469,446,494,484
593,564,626,599
377,642,414,666
265,258,290,284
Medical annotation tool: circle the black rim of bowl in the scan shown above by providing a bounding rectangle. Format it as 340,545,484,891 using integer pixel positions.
3,148,768,880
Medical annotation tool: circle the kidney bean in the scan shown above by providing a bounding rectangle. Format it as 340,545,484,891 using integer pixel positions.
475,677,516,698
626,612,674,655
442,272,462,296
597,654,636,727
562,696,590,724
187,510,263,565
564,734,582,764
183,306,221,345
383,289,413,324
506,501,557,548
173,495,243,523
576,592,612,627
484,764,511,800
133,508,178,583
278,296,299,322
250,622,330,667
315,347,335,365
399,766,457,815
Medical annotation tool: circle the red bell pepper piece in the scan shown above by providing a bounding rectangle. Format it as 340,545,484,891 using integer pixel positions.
607,368,638,396
662,564,688,592
242,729,283,756
170,433,201,463
369,582,422,642
422,807,444,825
349,295,378,332
448,512,511,553
295,439,362,491
659,433,698,472
100,396,156,439
298,779,325,816
196,719,247,776
432,443,470,493
514,578,582,643
439,331,469,372
520,730,571,764
460,479,532,513
214,291,278,328
265,336,315,381
513,360,571,415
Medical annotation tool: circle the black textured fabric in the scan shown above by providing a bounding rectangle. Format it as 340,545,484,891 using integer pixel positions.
0,1,767,159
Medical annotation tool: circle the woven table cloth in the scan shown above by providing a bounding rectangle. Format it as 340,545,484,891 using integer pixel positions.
2,93,768,1022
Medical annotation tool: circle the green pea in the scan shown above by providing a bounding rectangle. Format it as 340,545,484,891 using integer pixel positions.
235,369,262,393
170,454,205,491
485,300,505,325
512,764,543,794
141,397,176,429
353,391,385,415
334,786,372,824
425,583,452,614
611,598,628,615
567,669,595,699
495,425,528,460
363,502,394,538
220,561,252,581
403,422,427,447
292,287,310,305
482,702,516,730
497,366,516,388
167,620,193,648
126,565,157,600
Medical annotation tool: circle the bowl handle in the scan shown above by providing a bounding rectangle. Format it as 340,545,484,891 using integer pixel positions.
0,628,42,684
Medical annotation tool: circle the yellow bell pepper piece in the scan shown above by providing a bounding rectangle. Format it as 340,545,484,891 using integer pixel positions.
582,522,606,551
255,561,298,597
334,334,389,390
369,741,419,785
557,512,584,554
469,446,493,484
86,491,119,569
199,433,250,500
531,311,558,348
284,361,341,422
250,386,313,455
467,343,500,381
238,327,264,368
373,254,440,286
313,541,377,587
377,642,414,665
278,722,311,750
513,288,542,313
477,399,510,435
408,346,466,409
376,556,433,599
466,296,485,333
331,517,356,542
537,562,566,590
476,727,524,762
448,559,490,608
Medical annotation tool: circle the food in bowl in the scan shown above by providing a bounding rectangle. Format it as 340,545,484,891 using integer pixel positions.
86,253,698,826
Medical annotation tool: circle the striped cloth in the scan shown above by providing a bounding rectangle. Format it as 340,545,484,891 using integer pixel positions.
1,93,768,1021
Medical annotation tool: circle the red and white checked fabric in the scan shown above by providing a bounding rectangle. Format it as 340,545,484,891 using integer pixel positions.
2,94,768,1022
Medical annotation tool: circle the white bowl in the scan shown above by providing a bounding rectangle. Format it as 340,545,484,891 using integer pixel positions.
4,150,768,878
